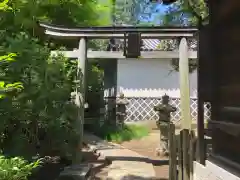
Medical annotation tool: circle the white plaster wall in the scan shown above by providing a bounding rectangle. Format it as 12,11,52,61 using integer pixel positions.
117,58,197,98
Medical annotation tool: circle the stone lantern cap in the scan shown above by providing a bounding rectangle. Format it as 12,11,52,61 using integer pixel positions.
116,93,129,105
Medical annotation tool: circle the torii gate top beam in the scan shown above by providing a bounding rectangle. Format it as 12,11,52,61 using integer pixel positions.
39,23,198,39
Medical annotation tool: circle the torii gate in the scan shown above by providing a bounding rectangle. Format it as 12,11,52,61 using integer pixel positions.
39,23,197,164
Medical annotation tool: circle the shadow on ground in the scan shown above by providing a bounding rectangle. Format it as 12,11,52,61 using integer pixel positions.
94,175,168,180
87,157,112,179
90,156,169,179
121,175,168,180
105,156,169,166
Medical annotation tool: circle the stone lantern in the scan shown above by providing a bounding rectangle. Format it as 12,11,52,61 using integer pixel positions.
153,94,177,156
116,93,129,128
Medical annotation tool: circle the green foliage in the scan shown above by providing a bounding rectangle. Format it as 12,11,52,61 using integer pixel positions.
93,124,149,143
0,53,23,98
0,155,41,180
87,63,104,94
85,63,104,118
0,0,111,37
162,0,208,26
0,0,12,11
0,0,108,171
0,81,23,98
0,53,16,63
0,33,79,159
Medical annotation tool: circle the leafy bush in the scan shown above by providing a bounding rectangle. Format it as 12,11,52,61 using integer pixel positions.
0,33,79,160
92,124,149,143
85,63,104,118
0,53,23,99
0,155,40,180
0,0,107,165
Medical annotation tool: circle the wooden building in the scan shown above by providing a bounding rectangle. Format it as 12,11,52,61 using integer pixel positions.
195,0,240,178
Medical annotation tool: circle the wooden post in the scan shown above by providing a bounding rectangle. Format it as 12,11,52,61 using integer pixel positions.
197,99,205,164
189,130,196,180
178,131,183,180
74,37,87,163
179,37,191,180
197,23,206,165
182,129,190,180
169,123,177,180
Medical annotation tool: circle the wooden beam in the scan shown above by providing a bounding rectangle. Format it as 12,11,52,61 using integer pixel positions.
51,50,198,59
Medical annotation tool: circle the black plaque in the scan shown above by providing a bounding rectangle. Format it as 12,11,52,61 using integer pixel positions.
126,33,141,58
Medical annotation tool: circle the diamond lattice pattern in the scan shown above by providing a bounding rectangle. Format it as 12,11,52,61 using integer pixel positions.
122,97,211,122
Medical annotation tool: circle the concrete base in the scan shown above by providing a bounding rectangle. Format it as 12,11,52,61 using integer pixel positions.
193,160,240,180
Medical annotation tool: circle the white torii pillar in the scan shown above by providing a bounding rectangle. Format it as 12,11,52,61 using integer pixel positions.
179,37,191,180
74,38,87,163
179,38,191,130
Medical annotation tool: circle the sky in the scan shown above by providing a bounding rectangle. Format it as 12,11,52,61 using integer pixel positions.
138,2,172,24
137,2,190,26
155,3,170,14
151,3,170,22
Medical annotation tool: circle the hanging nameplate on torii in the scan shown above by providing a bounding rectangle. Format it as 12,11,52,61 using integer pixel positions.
125,32,142,58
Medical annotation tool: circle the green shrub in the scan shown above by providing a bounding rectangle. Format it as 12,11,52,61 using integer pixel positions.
0,53,23,99
93,124,149,143
0,155,40,180
0,33,79,160
85,62,104,118
0,0,107,163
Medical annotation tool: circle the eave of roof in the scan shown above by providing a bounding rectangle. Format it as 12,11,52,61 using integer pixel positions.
39,22,198,33
39,22,198,38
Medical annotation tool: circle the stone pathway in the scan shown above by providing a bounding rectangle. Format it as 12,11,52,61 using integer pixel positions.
121,131,169,179
122,120,204,179
83,132,156,179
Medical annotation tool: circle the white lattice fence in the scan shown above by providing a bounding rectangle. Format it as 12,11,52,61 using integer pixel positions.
122,97,211,122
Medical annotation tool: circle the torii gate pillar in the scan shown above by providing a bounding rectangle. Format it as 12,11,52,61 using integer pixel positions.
74,38,87,163
179,37,191,180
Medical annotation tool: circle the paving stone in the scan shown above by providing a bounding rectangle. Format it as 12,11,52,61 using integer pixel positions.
58,164,92,180
84,132,156,179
